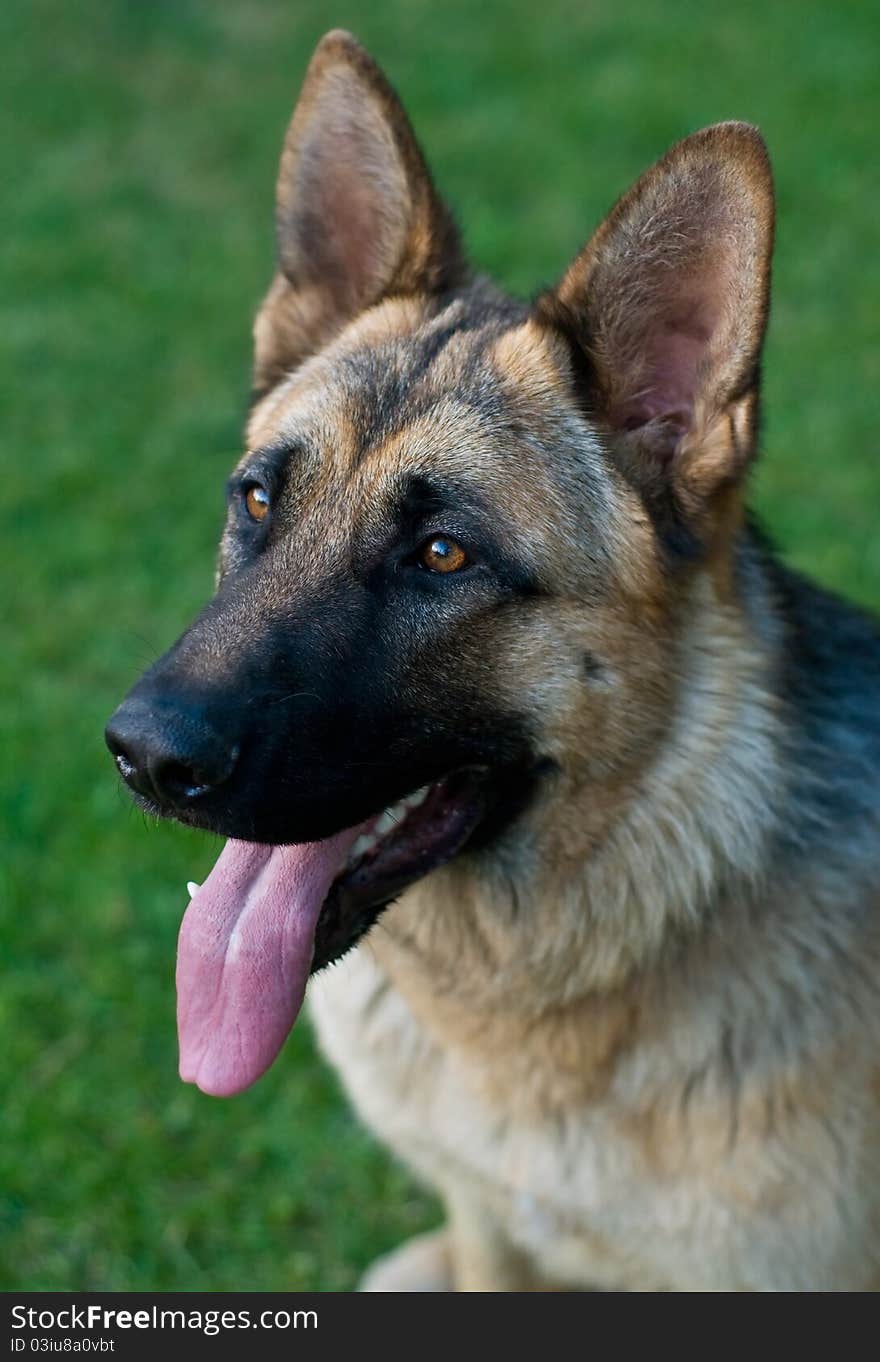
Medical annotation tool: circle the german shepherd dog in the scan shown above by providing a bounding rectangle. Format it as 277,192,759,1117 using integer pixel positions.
106,31,880,1290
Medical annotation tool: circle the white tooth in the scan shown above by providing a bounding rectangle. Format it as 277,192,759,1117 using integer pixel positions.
350,834,375,861
403,785,431,810
186,881,200,899
375,810,399,837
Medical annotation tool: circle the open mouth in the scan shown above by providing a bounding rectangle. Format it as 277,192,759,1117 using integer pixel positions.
313,768,488,972
175,768,490,1098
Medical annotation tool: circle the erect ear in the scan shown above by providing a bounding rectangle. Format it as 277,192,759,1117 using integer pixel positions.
253,30,466,396
536,123,774,546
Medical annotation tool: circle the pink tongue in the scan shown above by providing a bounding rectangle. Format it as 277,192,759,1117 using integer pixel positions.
176,822,368,1097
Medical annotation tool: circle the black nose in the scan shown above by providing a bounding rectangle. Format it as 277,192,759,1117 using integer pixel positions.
105,697,239,808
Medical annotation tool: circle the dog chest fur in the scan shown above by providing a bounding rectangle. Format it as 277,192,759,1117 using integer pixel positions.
310,927,879,1292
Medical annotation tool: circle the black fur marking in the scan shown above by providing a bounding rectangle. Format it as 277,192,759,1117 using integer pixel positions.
582,650,604,682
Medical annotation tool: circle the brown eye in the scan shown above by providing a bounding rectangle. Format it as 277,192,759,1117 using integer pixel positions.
245,484,270,522
419,535,469,574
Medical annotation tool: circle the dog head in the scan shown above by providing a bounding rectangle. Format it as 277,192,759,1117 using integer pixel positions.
106,30,774,1094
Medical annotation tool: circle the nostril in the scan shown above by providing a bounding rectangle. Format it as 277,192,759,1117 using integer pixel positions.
148,741,240,805
105,726,140,787
105,729,128,763
114,751,137,783
155,759,212,802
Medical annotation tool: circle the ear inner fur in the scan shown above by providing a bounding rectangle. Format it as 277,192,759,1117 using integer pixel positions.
535,122,774,543
253,30,466,396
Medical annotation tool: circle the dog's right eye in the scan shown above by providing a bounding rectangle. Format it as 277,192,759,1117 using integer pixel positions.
243,483,270,523
417,535,469,574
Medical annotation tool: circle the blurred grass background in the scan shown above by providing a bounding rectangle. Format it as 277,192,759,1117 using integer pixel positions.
1,0,878,1290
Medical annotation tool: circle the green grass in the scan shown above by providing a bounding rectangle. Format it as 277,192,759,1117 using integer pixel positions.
2,0,878,1291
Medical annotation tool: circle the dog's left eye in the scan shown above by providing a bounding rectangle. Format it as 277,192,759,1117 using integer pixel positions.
244,483,270,523
418,535,469,574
